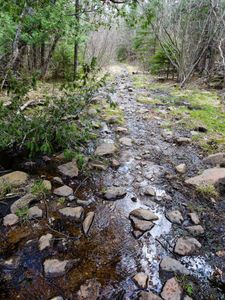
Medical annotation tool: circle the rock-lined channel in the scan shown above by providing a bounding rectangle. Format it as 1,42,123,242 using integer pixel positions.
0,67,224,299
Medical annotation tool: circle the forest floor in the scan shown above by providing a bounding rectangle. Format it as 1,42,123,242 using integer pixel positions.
0,65,225,300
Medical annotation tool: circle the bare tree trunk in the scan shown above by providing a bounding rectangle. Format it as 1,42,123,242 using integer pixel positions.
41,35,60,78
73,0,80,81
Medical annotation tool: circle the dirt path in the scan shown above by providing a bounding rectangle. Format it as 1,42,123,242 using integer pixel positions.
0,66,224,300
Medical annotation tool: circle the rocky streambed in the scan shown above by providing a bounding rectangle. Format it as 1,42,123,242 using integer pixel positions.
0,67,225,300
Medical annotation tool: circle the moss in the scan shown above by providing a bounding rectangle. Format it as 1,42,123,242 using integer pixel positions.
137,95,162,105
196,184,219,199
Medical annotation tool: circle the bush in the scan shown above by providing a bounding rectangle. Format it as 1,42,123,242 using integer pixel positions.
150,48,171,75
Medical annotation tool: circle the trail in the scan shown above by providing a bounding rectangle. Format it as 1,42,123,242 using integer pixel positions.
0,66,224,300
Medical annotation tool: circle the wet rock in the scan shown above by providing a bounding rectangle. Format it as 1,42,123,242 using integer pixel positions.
83,212,95,235
176,137,191,145
59,206,84,221
166,210,183,224
130,215,154,232
132,272,148,288
58,160,79,178
0,171,29,187
185,168,225,187
50,297,64,300
112,159,120,168
132,230,144,239
161,277,182,300
130,208,158,221
77,279,101,300
3,213,19,226
119,137,132,147
185,225,204,236
175,163,187,174
188,212,200,225
53,185,73,197
11,193,36,214
39,233,53,251
116,127,128,133
43,180,52,191
53,177,63,184
2,256,20,269
28,206,43,219
95,142,116,157
203,152,225,166
160,256,189,275
144,186,156,196
174,237,201,255
89,160,108,171
104,187,127,200
44,259,73,277
138,291,162,300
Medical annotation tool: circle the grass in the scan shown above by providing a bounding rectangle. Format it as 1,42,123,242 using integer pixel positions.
30,180,50,198
15,207,29,218
196,184,219,199
0,180,12,198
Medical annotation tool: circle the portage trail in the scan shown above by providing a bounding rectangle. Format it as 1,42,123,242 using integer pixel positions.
0,66,224,300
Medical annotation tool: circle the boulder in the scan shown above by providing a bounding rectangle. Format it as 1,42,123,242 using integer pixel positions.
28,206,43,219
3,213,19,226
185,225,204,236
185,168,225,187
104,187,127,200
130,208,158,221
160,256,189,275
119,137,133,147
44,259,73,277
39,233,53,251
11,193,36,214
58,160,79,178
0,171,28,187
174,237,201,255
132,272,148,288
53,185,73,197
166,210,183,224
59,206,84,221
130,215,154,232
138,291,162,300
83,212,95,235
161,277,182,300
188,212,200,225
95,143,116,156
175,164,187,174
203,153,225,166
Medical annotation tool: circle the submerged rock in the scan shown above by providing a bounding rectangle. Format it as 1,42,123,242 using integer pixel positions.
161,277,182,300
132,272,148,288
144,186,156,196
94,143,116,156
174,237,201,255
11,193,36,214
83,212,95,235
3,213,19,226
0,171,29,187
53,185,73,197
185,168,225,187
28,206,43,219
39,233,53,251
130,208,158,221
160,256,189,275
58,160,79,178
44,259,73,277
59,206,84,221
104,187,127,200
77,279,101,300
166,210,183,224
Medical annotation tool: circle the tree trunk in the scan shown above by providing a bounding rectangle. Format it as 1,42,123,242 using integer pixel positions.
73,0,80,81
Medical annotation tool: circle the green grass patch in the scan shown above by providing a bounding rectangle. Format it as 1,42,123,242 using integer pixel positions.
196,184,219,199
